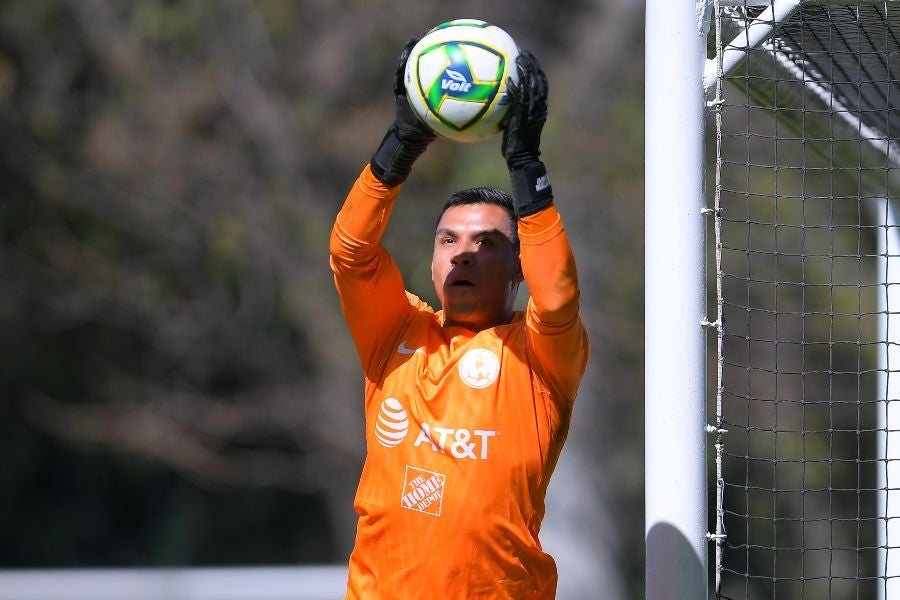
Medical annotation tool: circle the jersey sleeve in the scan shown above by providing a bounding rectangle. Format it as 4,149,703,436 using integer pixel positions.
517,204,589,402
330,165,413,374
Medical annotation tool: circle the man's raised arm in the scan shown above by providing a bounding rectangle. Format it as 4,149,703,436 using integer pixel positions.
329,38,435,372
502,51,588,401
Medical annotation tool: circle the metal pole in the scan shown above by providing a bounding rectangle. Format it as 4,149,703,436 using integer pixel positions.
701,0,802,91
645,1,708,598
878,198,900,600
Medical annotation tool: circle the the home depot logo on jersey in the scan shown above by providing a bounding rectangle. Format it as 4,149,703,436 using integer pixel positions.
400,465,445,516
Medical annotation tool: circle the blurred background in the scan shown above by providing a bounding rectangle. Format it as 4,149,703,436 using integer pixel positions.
0,1,645,598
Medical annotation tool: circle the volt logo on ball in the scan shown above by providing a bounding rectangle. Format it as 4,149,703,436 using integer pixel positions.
441,69,472,93
427,43,497,109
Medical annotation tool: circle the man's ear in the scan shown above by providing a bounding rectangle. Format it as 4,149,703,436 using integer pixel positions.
512,257,524,283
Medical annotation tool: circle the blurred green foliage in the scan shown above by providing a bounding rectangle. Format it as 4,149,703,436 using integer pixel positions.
0,0,646,588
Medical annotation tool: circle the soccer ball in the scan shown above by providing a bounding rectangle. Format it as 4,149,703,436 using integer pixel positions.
404,19,520,143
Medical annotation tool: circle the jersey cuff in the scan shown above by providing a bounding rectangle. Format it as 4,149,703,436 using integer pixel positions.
518,205,565,245
360,164,403,200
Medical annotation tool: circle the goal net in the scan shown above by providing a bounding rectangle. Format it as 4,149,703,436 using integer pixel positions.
709,1,900,598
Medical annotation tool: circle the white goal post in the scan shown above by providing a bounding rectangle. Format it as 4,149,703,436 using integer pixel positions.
645,1,709,598
646,1,900,598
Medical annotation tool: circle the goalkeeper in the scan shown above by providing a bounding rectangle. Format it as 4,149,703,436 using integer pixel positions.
330,38,589,599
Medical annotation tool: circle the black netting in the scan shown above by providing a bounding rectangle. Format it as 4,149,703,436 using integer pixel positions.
712,2,900,598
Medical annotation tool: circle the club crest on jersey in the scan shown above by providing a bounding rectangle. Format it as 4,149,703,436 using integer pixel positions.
374,397,409,448
458,348,499,388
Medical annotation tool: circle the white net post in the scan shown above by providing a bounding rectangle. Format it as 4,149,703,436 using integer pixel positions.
645,1,709,597
877,199,900,599
709,1,900,597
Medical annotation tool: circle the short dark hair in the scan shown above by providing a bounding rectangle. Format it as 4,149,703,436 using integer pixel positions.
436,187,518,248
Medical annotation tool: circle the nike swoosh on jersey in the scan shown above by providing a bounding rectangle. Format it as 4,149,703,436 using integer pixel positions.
398,341,425,355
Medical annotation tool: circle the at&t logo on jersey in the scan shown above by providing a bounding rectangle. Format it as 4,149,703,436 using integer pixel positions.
373,397,498,459
374,397,409,448
414,423,497,460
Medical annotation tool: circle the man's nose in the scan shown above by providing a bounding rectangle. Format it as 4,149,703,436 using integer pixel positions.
451,250,474,266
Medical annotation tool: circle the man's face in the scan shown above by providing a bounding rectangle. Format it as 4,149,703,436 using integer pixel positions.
431,203,522,330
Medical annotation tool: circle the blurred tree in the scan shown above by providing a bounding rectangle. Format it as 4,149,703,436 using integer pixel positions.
0,1,646,596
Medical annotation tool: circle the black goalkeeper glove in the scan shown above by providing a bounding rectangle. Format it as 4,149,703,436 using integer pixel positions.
502,50,553,217
369,37,437,187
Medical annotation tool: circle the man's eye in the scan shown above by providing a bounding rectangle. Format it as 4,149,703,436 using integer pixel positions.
477,238,493,247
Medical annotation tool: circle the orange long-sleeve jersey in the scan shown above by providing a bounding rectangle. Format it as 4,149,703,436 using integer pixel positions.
330,165,589,599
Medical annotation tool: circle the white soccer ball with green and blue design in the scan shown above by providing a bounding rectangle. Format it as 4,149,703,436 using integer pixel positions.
404,19,520,143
